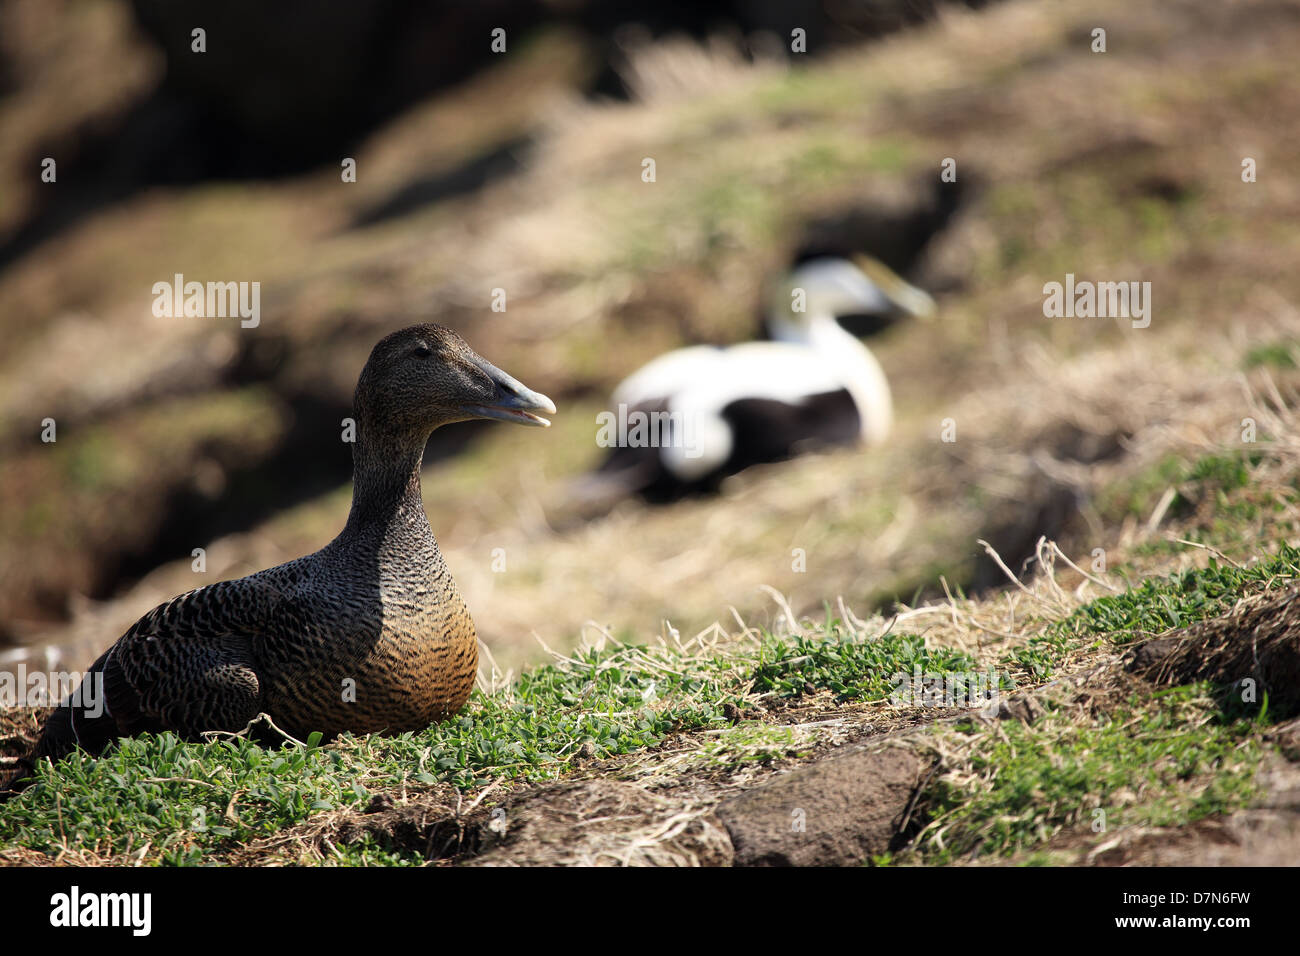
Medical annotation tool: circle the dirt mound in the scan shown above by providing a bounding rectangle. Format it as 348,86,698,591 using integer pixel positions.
717,743,924,866
468,780,732,867
305,779,733,866
1127,585,1300,719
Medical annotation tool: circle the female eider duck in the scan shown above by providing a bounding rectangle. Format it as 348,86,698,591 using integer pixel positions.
589,256,934,501
15,325,554,780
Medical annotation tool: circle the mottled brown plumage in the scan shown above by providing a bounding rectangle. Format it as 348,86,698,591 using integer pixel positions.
12,325,554,786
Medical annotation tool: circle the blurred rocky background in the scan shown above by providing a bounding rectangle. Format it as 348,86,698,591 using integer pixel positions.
1,0,1297,676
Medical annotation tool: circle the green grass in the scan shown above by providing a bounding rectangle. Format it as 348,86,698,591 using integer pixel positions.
909,684,1268,864
0,621,962,864
1245,340,1300,369
1099,450,1264,524
5,734,376,865
1185,450,1260,493
1003,628,1079,684
5,546,1294,868
751,626,985,703
6,539,1296,865
1062,543,1300,644
1003,542,1300,683
4,541,1294,864
693,722,811,768
0,640,745,864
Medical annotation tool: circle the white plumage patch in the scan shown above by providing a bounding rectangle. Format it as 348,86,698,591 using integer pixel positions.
603,256,926,483
611,324,892,480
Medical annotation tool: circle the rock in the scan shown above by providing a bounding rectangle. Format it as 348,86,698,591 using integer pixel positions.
716,744,924,866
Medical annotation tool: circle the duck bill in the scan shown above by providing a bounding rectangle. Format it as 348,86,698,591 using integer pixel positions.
461,356,556,427
890,284,937,320
851,254,936,320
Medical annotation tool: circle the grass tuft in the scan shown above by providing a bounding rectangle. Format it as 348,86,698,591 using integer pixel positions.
910,684,1267,864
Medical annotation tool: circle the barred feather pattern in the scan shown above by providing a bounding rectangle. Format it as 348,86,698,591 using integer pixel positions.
16,326,520,781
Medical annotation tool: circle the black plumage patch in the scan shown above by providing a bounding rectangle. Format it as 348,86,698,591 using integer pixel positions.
591,390,861,501
720,389,861,469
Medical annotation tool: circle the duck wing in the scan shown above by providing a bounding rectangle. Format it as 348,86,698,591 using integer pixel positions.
611,345,728,408
33,575,289,764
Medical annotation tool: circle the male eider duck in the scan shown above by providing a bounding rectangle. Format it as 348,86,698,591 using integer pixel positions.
588,255,934,501
13,325,554,782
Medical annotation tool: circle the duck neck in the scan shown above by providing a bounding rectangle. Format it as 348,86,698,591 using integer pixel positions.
790,313,893,445
340,421,435,547
805,312,859,348
766,312,816,345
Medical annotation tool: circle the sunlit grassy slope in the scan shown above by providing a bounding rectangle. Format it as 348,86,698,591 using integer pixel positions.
3,0,1300,865
6,0,1299,677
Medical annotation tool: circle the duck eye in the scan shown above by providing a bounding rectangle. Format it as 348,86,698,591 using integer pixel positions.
413,344,433,359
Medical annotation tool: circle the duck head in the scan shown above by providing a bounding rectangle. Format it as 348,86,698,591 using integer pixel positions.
766,255,935,340
355,324,556,435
